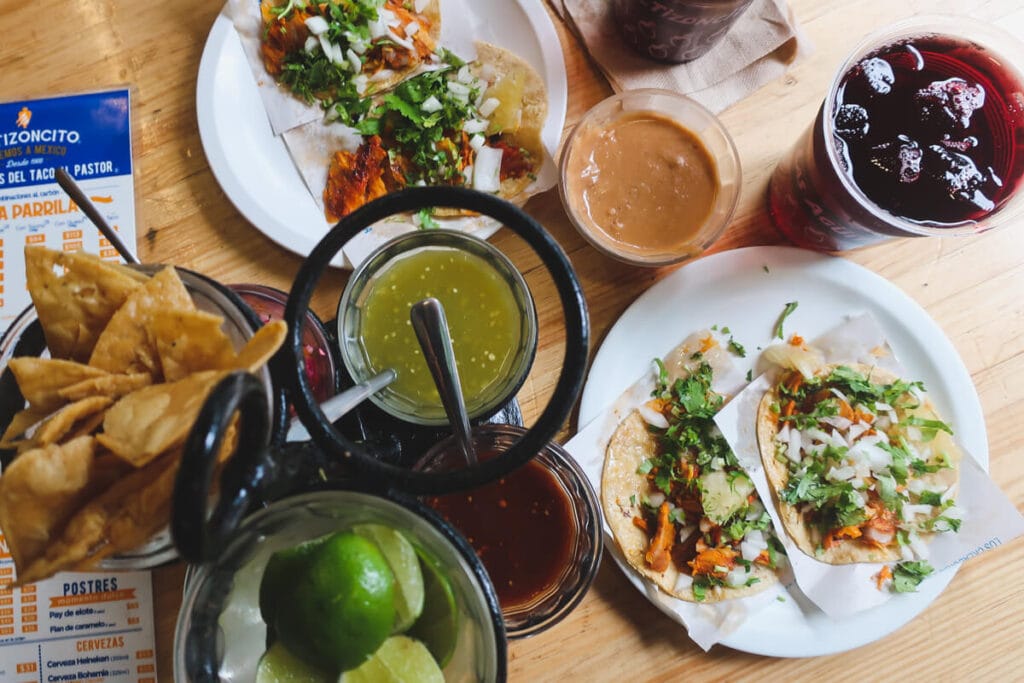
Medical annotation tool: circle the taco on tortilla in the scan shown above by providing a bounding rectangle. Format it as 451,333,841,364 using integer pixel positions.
259,0,440,114
755,363,964,564
320,41,547,221
602,332,783,603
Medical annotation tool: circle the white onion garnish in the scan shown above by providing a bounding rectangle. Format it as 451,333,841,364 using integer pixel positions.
462,119,489,135
420,95,442,113
647,491,666,508
478,97,500,118
678,525,696,543
304,36,319,53
369,12,390,39
830,387,849,403
941,484,958,504
345,30,369,55
447,80,471,102
786,429,802,464
370,68,396,83
457,65,474,84
414,0,429,12
387,28,415,51
353,74,369,94
674,573,694,593
821,415,852,432
332,124,363,153
777,423,791,445
761,342,826,378
347,48,363,75
826,465,855,482
725,567,749,588
902,504,933,521
461,164,473,184
874,402,894,412
469,133,486,152
472,146,502,192
304,15,329,35
637,404,669,429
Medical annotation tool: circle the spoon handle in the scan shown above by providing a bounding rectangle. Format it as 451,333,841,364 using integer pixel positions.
410,298,477,466
285,369,396,442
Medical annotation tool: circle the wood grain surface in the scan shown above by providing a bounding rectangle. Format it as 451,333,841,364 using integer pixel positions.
3,0,1022,680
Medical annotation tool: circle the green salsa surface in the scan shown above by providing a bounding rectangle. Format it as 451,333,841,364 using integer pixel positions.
359,247,523,416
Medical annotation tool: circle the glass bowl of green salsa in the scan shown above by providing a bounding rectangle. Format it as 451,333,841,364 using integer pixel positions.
338,230,538,426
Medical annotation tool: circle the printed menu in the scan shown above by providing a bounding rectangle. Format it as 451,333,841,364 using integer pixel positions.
0,536,156,682
0,88,138,330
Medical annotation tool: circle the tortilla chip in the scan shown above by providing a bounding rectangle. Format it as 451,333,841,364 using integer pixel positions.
88,266,195,377
58,373,152,402
1,407,49,446
24,247,146,362
31,396,112,448
11,450,176,586
756,364,963,564
0,436,97,571
7,358,108,413
234,320,287,372
98,370,226,467
151,309,237,381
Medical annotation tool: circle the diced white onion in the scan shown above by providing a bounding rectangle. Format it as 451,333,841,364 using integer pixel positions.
647,491,666,508
478,97,500,118
332,42,346,67
761,343,825,378
319,35,335,61
414,0,429,12
462,119,489,135
421,95,442,113
304,15,330,35
457,65,474,84
447,81,471,100
478,63,497,81
304,36,319,53
678,525,696,542
354,74,369,94
469,134,486,152
821,415,853,432
745,500,765,521
902,504,933,521
461,164,473,184
405,21,420,37
847,421,870,442
369,12,391,39
875,415,892,431
674,573,694,593
777,423,791,445
638,404,669,429
347,48,363,75
786,429,802,464
826,465,855,482
370,68,397,83
909,533,929,559
472,146,502,192
941,484,958,504
875,402,894,412
387,28,415,51
740,530,767,561
830,388,849,403
345,31,369,55
332,124,363,153
725,567,749,588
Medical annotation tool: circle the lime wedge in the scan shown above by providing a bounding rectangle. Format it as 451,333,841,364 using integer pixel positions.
256,642,331,683
353,524,425,633
406,547,458,668
340,636,444,683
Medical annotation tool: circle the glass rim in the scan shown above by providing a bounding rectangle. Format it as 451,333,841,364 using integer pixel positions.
337,229,538,426
823,14,1024,237
559,87,742,267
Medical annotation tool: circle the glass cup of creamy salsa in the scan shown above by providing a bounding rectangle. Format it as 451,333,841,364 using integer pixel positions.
338,230,537,426
560,89,741,266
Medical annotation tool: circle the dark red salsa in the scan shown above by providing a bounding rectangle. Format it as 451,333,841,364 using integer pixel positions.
424,449,574,608
832,35,1024,226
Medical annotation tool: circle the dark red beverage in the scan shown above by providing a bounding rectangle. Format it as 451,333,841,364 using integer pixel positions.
769,21,1024,251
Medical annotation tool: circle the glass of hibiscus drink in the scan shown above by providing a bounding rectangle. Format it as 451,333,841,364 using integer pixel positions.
768,16,1024,251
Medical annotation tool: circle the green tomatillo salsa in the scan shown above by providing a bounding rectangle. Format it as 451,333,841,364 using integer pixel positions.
359,246,522,416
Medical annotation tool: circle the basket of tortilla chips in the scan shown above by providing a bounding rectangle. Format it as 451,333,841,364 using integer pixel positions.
0,247,288,585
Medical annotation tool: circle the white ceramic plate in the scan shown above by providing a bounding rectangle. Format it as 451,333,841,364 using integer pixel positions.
578,245,988,657
196,0,568,268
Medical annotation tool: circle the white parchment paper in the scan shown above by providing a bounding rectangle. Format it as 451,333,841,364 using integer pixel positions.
714,313,1024,619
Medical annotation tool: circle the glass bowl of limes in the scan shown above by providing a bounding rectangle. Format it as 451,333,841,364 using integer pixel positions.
173,490,506,682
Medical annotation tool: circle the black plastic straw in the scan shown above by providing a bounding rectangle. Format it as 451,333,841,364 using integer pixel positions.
55,167,139,264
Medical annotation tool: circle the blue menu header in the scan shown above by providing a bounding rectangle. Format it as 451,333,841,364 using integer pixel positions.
0,89,132,190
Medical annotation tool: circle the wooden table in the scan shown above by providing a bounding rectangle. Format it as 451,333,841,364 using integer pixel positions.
7,0,1023,679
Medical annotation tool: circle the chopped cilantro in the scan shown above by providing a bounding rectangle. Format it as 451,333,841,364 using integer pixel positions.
745,369,753,382
416,207,440,230
774,301,799,339
892,561,934,593
727,337,746,357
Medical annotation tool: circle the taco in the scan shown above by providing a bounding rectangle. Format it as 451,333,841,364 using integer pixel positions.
259,0,441,113
755,363,964,564
602,333,783,603
320,41,547,221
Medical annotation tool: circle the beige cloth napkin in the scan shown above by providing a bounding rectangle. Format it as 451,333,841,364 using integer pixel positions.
553,0,811,113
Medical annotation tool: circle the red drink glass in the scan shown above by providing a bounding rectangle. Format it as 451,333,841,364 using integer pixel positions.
613,0,755,64
768,16,1024,251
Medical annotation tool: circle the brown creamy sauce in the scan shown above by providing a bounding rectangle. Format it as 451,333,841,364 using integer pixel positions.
567,112,719,255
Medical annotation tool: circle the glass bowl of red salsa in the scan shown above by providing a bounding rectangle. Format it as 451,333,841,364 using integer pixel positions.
418,424,602,638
